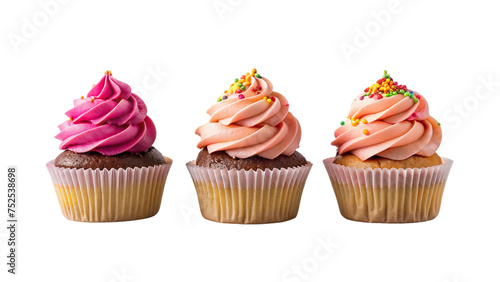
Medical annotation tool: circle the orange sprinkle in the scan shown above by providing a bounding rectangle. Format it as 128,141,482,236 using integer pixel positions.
91,97,94,102
362,119,367,124
363,129,369,135
105,70,112,75
69,117,73,121
80,96,84,99
351,118,360,126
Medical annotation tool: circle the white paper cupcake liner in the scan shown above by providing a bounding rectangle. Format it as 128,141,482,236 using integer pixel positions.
186,161,312,224
47,157,172,222
323,157,453,223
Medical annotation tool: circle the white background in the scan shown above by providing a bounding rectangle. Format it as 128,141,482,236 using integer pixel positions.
1,0,499,281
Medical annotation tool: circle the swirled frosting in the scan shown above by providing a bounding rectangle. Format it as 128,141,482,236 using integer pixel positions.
195,69,301,159
55,71,156,156
332,71,442,161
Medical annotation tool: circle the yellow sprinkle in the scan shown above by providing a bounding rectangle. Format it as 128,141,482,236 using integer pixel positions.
263,96,267,100
244,82,251,86
362,119,367,124
252,68,257,73
266,98,272,103
105,70,112,75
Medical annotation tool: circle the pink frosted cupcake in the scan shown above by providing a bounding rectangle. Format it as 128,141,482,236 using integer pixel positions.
324,70,453,223
186,69,312,224
47,71,172,222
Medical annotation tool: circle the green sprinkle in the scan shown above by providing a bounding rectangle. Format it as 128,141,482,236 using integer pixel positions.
437,122,441,126
399,89,405,94
409,93,414,98
217,97,222,102
404,92,409,97
237,83,242,87
385,93,390,97
234,78,239,82
240,85,246,90
340,121,345,126
413,97,418,103
255,74,262,78
384,70,387,75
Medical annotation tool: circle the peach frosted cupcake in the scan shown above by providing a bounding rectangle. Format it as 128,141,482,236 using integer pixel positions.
186,69,312,224
47,71,172,222
324,70,453,223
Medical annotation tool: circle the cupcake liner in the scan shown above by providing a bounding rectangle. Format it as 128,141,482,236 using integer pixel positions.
323,157,453,223
186,161,312,224
47,157,172,222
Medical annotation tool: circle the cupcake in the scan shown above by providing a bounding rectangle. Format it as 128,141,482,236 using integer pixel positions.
324,70,453,223
186,68,312,224
46,71,172,222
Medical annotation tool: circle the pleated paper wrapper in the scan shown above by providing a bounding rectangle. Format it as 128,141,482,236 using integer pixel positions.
186,161,312,224
46,158,172,222
323,157,453,223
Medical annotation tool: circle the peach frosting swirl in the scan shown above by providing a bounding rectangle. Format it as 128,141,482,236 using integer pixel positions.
332,71,442,161
195,69,301,159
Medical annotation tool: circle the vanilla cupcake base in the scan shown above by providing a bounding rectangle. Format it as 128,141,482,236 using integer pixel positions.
47,157,172,222
323,157,452,223
186,161,312,224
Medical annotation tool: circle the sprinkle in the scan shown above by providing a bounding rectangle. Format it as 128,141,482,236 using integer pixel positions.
237,83,242,87
240,85,246,91
234,78,239,82
285,104,289,107
238,94,245,99
263,96,268,100
90,97,95,102
340,121,345,126
270,97,276,102
351,118,360,126
256,86,262,91
105,70,112,76
413,97,418,103
266,98,272,103
362,119,367,124
217,97,222,102
437,122,441,126
255,74,262,78
252,68,257,74
222,95,228,100
80,96,84,99
404,92,409,97
244,82,251,86
359,96,364,100
256,91,261,95
363,129,369,135
69,117,73,121
235,89,242,94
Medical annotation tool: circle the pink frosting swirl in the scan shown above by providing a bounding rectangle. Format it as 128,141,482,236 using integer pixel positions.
332,91,442,161
55,71,156,156
196,72,301,159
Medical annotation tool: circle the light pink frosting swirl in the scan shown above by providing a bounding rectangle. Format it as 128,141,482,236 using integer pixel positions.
196,75,301,159
55,72,156,156
332,91,442,161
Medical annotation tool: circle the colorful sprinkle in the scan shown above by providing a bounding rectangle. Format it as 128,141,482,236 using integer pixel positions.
351,118,360,126
255,74,262,78
217,97,222,102
361,119,367,124
362,70,418,102
222,95,228,100
80,96,84,99
263,96,268,100
437,122,441,126
340,121,345,126
363,129,369,135
270,97,276,102
238,94,245,99
105,70,112,76
266,98,272,103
